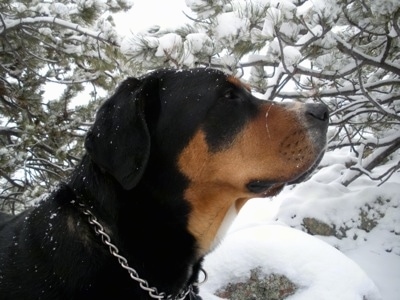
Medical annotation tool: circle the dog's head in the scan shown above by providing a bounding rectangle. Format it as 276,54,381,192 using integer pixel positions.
85,68,328,255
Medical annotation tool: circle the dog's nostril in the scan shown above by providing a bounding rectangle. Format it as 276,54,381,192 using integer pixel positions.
305,103,329,123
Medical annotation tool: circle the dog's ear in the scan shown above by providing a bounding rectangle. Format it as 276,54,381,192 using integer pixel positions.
85,77,157,190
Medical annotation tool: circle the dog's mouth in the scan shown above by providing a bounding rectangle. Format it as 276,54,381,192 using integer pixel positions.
247,148,325,198
246,180,286,197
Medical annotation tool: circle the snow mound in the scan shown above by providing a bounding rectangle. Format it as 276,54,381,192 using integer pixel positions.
200,224,381,300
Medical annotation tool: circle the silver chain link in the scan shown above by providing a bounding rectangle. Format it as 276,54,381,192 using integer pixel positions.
77,202,192,300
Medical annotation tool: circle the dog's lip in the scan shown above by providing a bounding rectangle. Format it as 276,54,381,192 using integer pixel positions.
247,180,275,194
249,149,326,197
261,183,285,197
248,181,286,197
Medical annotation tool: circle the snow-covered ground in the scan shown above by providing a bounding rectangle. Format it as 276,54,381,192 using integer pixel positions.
200,148,400,299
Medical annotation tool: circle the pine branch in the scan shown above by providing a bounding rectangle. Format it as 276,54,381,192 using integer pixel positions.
0,127,22,137
334,34,400,76
0,169,24,189
0,16,119,46
277,79,400,99
394,8,400,37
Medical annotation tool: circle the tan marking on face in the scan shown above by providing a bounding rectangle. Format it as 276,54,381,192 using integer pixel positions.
178,103,319,256
227,76,251,91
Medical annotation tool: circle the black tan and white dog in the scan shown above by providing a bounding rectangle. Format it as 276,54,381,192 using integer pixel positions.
0,68,328,299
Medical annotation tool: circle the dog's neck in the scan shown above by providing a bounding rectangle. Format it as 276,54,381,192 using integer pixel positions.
65,154,202,298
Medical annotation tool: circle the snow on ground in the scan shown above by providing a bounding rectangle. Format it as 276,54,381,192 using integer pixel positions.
200,148,400,299
200,225,381,300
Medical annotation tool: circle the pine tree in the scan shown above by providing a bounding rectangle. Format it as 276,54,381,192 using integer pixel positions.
1,0,400,212
0,0,132,213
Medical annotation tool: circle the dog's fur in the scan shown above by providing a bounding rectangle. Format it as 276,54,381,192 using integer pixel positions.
0,68,328,299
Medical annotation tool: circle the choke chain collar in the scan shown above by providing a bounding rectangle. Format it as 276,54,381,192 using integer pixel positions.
74,201,198,300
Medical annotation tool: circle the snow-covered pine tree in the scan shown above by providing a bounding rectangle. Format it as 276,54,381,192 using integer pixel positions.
122,0,400,187
0,0,132,213
1,0,399,212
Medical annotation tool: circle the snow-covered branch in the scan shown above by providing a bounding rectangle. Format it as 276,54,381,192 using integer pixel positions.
0,16,119,46
0,127,22,137
334,34,400,76
277,79,400,99
342,135,400,186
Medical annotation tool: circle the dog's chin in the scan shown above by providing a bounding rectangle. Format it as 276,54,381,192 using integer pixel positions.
289,150,326,185
253,150,326,199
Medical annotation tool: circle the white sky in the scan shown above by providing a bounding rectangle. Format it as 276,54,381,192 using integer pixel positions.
113,0,190,35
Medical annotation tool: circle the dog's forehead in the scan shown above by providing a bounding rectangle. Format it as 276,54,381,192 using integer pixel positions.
151,69,253,158
154,69,230,114
155,68,232,90
154,70,253,111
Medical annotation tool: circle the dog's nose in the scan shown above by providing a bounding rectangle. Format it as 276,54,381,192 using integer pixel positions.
305,103,329,124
